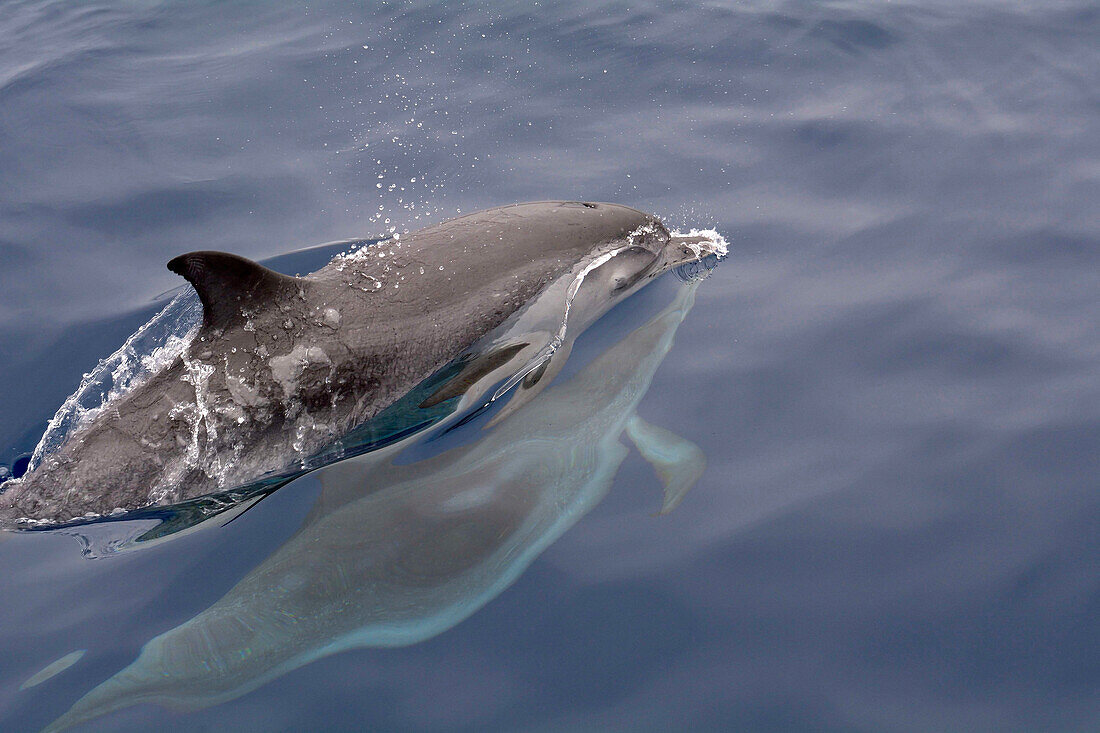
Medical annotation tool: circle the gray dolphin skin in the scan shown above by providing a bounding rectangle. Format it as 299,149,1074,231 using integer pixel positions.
42,277,706,732
1,202,713,525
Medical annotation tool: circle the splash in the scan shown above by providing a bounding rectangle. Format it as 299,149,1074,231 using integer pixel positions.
27,293,202,475
669,227,728,282
670,227,729,258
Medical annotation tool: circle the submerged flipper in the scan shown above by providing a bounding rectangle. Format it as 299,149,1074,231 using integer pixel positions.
20,650,86,691
419,343,529,408
167,251,300,330
485,339,573,430
625,414,705,514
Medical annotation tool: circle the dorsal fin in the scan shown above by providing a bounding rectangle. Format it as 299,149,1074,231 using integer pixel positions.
167,251,299,330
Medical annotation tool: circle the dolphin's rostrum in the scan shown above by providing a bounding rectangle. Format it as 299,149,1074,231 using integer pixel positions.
2,202,722,525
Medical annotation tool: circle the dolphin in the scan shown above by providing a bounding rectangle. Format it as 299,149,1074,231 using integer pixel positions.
1,202,717,525
41,274,708,732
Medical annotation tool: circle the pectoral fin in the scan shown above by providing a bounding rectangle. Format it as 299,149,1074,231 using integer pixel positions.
418,343,529,408
20,650,86,690
485,340,573,429
625,414,705,514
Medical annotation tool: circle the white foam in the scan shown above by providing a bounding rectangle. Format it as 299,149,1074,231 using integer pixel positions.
670,227,729,258
28,293,202,473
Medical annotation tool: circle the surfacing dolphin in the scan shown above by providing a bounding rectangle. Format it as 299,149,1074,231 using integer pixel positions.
42,274,707,732
1,202,719,526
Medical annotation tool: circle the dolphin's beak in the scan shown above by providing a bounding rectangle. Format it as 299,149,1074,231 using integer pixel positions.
653,233,720,275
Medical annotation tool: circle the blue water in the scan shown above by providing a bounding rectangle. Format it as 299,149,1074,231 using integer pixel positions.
2,1,1098,730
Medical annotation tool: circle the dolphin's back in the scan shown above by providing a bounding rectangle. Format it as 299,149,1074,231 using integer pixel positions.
2,202,662,524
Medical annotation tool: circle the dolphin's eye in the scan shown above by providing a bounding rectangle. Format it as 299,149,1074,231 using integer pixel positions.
608,247,659,293
612,270,648,292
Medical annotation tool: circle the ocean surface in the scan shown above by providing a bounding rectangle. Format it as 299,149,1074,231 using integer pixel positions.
1,1,1098,731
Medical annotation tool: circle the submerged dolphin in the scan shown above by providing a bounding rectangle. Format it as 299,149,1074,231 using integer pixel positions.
43,275,707,732
2,202,715,525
